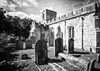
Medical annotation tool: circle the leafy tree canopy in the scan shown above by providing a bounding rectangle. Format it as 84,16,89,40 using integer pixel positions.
0,8,33,39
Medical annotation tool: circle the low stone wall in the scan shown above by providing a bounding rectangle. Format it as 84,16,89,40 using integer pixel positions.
58,53,89,71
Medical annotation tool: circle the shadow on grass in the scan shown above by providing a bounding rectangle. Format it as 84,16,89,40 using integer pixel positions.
0,50,19,62
0,50,20,71
94,68,100,71
70,51,90,54
0,62,19,71
69,51,90,58
47,58,64,63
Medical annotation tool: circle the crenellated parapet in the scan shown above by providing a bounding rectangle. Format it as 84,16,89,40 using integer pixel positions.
47,1,100,25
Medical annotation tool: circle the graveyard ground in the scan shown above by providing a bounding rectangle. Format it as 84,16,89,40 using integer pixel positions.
0,46,100,71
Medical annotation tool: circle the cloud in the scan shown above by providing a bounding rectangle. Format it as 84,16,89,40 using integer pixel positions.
22,2,30,7
30,14,42,21
83,0,91,5
72,0,99,10
9,3,16,11
0,0,41,21
0,0,34,13
43,7,53,10
26,0,38,7
6,11,30,19
0,0,17,11
0,0,16,11
72,2,83,9
13,0,23,7
39,7,53,13
6,11,42,21
0,0,31,9
0,0,7,7
12,0,31,7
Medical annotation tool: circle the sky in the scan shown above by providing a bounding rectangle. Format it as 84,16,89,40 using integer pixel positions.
0,0,99,21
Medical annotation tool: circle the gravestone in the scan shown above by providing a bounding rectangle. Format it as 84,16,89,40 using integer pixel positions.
97,54,100,63
35,39,48,65
55,37,63,57
68,38,74,53
16,39,24,50
23,42,26,49
86,62,90,71
25,39,32,49
30,36,35,44
9,37,16,43
88,58,96,71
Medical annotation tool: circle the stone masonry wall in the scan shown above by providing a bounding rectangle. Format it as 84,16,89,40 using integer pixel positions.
65,17,83,49
49,13,96,52
66,13,96,52
49,22,65,47
83,13,96,52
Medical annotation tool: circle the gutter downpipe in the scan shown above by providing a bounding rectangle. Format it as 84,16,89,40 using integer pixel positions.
82,17,84,50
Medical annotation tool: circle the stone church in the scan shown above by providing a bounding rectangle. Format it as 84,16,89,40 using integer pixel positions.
41,1,100,53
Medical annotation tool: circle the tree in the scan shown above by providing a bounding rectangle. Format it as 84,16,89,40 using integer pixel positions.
20,18,32,39
6,15,33,39
0,8,7,33
0,8,33,39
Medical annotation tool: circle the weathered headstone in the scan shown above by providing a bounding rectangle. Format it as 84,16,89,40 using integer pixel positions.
55,37,63,57
35,39,48,65
9,37,16,43
88,58,96,71
23,42,26,49
86,62,90,71
97,54,100,63
25,39,32,49
16,39,24,50
68,38,74,53
30,36,35,44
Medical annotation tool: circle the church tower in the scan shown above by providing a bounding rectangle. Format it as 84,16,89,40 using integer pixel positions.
42,9,57,24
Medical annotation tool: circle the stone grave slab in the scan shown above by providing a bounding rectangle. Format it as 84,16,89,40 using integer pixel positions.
30,36,35,44
16,39,24,50
35,39,48,65
25,39,32,49
55,37,63,57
